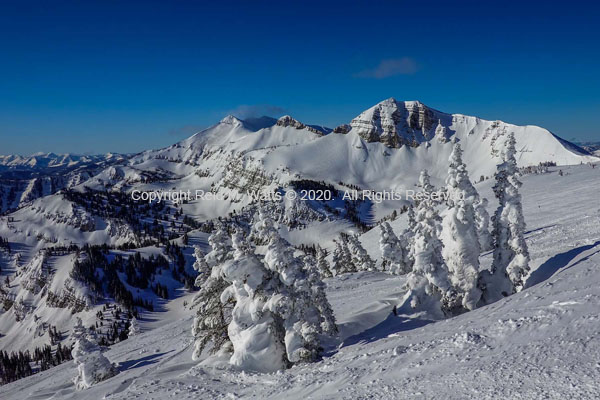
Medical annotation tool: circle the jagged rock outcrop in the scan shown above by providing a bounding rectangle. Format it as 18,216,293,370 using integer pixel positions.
277,115,327,135
333,124,351,134
349,98,445,148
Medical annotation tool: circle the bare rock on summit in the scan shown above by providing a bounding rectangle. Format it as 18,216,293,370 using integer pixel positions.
349,98,441,148
333,124,351,134
277,115,327,135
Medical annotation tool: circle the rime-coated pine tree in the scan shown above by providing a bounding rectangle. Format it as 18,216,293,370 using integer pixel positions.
379,222,409,275
303,254,338,336
263,230,323,363
128,316,141,337
71,318,118,390
315,245,333,278
406,170,456,315
435,120,449,143
417,169,436,194
250,204,278,245
221,229,289,372
440,143,482,311
331,240,342,276
346,234,375,271
204,222,233,268
480,133,530,303
474,197,494,252
331,236,353,275
401,205,417,271
406,204,417,232
192,246,211,287
415,169,443,208
191,225,235,360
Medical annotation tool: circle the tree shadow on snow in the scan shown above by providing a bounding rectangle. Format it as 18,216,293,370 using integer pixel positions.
340,313,434,349
525,240,600,288
525,224,557,236
119,350,172,371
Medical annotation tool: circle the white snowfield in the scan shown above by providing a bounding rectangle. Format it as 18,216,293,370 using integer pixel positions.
1,163,599,399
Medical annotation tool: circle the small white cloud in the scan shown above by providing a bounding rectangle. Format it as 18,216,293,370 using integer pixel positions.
229,104,287,119
355,58,419,79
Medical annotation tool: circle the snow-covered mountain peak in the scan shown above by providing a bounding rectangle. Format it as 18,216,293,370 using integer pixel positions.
276,115,307,129
219,114,244,126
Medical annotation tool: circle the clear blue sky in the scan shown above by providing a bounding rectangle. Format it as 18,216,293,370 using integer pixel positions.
1,0,599,155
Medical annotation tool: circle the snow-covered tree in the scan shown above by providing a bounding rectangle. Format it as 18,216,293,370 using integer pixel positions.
480,133,530,303
379,222,410,275
249,204,278,245
435,120,449,143
440,143,482,311
405,171,456,315
128,316,141,337
406,204,417,232
191,224,235,360
401,205,418,271
315,245,333,278
192,246,211,287
346,234,375,271
415,169,445,208
263,231,324,363
417,169,436,194
303,254,338,336
72,316,86,339
474,197,494,252
221,229,288,372
331,236,353,275
204,222,233,268
72,318,118,390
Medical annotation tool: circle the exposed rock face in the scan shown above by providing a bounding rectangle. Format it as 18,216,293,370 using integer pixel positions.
277,115,306,129
276,115,327,135
349,98,446,148
333,124,351,134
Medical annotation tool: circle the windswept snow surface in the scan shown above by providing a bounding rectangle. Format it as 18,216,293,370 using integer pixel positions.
2,164,600,399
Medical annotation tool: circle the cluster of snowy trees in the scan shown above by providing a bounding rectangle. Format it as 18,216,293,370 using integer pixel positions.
188,133,528,371
331,233,375,275
0,236,11,253
191,209,337,373
379,134,530,316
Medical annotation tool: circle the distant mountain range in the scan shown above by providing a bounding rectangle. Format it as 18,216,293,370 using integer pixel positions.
0,153,128,213
574,141,600,155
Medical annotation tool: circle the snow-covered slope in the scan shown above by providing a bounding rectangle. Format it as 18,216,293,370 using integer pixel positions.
1,163,599,399
97,99,598,221
0,99,598,394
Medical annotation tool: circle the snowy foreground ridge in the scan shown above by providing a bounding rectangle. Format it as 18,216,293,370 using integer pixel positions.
1,165,599,399
0,99,599,399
